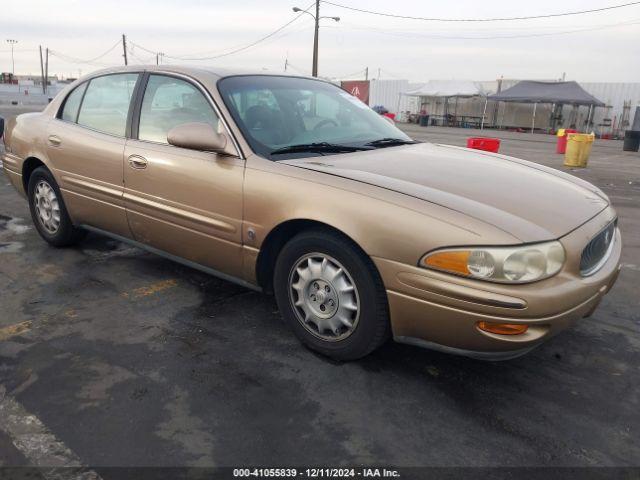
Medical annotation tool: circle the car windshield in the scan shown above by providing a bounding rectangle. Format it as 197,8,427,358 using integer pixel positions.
217,75,413,159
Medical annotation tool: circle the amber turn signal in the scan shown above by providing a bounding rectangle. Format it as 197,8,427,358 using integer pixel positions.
477,321,529,335
423,250,470,276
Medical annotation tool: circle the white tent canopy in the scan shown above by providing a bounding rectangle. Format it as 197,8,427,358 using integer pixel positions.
404,80,489,98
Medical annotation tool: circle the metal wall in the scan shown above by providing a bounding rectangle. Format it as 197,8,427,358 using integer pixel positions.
385,77,640,135
580,82,640,135
368,79,421,117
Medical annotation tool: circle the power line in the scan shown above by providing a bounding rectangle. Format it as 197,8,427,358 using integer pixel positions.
285,62,310,75
135,23,313,60
322,0,640,22
131,2,315,61
127,45,155,65
48,51,112,68
332,67,367,79
49,40,121,65
0,48,39,53
325,17,640,40
378,68,405,79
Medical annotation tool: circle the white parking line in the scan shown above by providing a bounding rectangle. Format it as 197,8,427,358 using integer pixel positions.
0,385,102,479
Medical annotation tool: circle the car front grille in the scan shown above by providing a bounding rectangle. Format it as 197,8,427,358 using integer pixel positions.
580,219,617,276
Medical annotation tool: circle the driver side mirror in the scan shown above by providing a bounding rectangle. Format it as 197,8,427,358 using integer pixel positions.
167,122,237,156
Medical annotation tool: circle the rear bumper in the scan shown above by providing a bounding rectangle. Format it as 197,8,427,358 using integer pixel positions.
2,151,25,198
374,207,622,359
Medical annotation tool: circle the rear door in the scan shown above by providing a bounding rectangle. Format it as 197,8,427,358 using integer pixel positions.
46,73,140,237
123,73,245,278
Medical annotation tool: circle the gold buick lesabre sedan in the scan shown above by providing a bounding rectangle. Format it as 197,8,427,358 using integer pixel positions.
1,66,621,360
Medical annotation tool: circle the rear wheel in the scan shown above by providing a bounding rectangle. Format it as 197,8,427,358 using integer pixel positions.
27,167,85,247
274,229,390,360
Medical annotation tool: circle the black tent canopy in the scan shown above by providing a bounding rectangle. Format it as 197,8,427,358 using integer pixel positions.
488,81,604,106
484,80,605,132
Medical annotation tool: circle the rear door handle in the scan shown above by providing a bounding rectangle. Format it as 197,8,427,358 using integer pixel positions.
128,155,148,170
48,135,61,147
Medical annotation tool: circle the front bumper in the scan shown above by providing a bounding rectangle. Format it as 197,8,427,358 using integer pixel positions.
374,207,622,359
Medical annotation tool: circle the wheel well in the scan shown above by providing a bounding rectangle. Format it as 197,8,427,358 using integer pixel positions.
21,157,46,193
256,220,366,294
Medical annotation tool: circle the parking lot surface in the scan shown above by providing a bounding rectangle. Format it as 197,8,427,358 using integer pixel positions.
1,109,639,470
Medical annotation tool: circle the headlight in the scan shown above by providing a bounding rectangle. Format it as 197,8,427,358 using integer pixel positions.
420,241,565,284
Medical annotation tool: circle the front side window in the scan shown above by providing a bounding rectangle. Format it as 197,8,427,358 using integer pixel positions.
218,75,411,159
77,73,138,136
138,75,220,144
60,82,88,122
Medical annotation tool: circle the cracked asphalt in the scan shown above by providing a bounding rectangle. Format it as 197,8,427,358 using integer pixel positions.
0,109,639,470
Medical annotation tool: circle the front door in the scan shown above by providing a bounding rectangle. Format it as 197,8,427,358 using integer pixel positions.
46,73,140,237
123,73,245,278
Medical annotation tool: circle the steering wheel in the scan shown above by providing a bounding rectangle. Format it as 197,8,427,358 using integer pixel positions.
313,119,339,130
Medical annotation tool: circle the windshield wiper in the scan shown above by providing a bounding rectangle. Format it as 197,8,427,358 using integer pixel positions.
270,142,372,155
365,138,418,148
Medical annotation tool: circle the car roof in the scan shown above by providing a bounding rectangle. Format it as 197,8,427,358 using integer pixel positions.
82,65,321,82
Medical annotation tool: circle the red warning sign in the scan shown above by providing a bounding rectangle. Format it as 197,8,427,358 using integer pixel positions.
341,80,370,105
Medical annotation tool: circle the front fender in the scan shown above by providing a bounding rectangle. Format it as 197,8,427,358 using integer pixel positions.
243,157,520,270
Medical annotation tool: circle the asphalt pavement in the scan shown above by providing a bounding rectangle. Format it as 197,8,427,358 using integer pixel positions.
0,110,639,474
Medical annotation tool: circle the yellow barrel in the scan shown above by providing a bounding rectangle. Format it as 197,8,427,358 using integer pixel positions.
564,133,595,168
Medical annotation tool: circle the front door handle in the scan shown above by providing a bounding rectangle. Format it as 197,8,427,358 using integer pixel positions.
48,135,61,147
128,155,148,170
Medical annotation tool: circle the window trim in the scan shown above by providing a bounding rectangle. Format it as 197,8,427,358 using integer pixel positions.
130,71,244,159
55,71,144,139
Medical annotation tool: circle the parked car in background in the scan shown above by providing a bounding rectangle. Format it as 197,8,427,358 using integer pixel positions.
1,66,622,360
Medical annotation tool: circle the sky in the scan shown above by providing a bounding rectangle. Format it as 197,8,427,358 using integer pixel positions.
1,0,639,83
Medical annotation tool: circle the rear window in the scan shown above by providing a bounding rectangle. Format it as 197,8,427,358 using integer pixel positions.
60,83,87,122
77,73,138,137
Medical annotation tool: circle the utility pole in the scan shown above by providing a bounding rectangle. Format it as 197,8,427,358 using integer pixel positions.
292,4,339,78
284,58,288,72
312,0,320,77
39,46,45,94
365,67,368,80
44,48,49,95
6,39,18,76
122,34,128,66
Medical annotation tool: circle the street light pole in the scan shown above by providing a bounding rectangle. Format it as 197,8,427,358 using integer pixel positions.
6,39,18,76
292,4,339,77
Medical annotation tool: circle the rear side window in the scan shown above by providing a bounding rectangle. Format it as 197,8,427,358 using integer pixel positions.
138,75,220,144
61,83,87,122
77,73,138,137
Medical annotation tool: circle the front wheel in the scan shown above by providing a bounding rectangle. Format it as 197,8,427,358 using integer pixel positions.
274,230,390,360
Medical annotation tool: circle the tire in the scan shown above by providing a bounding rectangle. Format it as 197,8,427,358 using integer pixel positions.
274,229,390,361
27,166,86,247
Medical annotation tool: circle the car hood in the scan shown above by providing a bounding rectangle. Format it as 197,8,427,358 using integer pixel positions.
281,143,609,242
